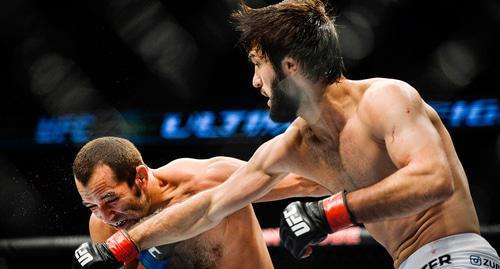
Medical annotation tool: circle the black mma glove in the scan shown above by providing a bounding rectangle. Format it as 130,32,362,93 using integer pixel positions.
72,230,139,269
280,192,356,259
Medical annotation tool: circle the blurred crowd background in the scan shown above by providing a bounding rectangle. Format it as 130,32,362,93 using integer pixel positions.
0,0,499,267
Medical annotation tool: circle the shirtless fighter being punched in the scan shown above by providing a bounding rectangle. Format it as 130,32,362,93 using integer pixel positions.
73,1,500,268
71,137,328,268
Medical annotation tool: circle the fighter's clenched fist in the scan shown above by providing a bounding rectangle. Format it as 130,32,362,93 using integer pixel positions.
280,191,356,259
72,230,137,269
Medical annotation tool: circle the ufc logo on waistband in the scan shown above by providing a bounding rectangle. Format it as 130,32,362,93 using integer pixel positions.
283,206,310,237
148,247,161,258
75,243,94,266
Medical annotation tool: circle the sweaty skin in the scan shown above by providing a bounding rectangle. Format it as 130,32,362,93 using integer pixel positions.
125,77,479,268
80,157,328,269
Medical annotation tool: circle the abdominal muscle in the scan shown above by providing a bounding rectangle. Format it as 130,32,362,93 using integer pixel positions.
367,189,479,268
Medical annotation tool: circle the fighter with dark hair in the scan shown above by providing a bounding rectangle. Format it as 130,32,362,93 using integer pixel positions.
73,1,500,268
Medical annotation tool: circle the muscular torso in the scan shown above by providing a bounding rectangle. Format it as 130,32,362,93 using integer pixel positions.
283,79,479,267
157,163,273,269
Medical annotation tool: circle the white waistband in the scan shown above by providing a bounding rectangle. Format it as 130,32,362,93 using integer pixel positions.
399,233,499,269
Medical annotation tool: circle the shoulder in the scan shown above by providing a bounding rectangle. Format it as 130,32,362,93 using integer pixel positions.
202,157,246,186
155,157,242,175
357,79,424,135
89,214,116,243
156,157,247,192
204,157,245,175
153,158,215,183
359,79,422,113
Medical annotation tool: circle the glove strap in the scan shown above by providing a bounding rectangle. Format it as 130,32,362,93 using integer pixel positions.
106,230,139,265
322,191,357,232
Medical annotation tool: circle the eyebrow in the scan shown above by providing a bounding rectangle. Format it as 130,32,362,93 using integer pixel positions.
81,192,117,207
82,201,93,207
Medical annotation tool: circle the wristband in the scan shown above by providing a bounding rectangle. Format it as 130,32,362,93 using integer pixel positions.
342,190,358,225
106,229,139,265
321,191,356,232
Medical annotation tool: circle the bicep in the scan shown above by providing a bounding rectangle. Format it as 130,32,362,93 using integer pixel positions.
257,174,330,202
89,214,116,243
383,109,455,203
385,111,447,171
364,83,448,170
343,85,455,222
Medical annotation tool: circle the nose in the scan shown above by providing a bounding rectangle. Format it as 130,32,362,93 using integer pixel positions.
95,207,117,222
252,72,262,88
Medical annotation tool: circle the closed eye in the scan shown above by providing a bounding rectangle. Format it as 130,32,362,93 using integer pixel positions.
107,197,119,204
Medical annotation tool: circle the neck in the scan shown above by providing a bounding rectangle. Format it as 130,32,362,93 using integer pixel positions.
145,170,172,213
297,77,353,133
148,168,193,212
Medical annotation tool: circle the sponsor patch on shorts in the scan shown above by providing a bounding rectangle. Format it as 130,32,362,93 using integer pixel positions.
469,254,500,268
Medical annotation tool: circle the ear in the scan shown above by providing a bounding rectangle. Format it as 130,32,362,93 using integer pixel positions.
135,165,149,187
280,56,299,76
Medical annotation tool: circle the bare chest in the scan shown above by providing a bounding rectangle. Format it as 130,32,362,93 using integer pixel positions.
292,119,396,191
169,228,224,269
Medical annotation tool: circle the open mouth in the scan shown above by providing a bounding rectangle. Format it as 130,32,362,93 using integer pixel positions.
260,89,268,97
112,219,139,229
112,220,129,228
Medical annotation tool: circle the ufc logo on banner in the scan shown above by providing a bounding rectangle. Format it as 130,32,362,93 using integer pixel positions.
283,206,311,237
75,243,94,266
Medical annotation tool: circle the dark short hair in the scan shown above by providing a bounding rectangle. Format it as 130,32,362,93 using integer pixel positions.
73,137,144,187
232,0,344,85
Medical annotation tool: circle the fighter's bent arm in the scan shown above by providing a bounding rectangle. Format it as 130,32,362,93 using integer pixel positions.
156,156,329,201
347,82,454,223
201,157,330,201
127,126,299,250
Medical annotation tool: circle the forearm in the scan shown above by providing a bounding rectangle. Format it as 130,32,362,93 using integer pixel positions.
128,189,217,250
128,163,287,250
347,164,453,223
